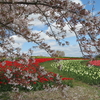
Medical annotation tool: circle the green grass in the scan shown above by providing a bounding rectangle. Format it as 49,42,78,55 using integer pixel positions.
40,60,100,90
80,60,90,65
40,60,83,85
39,60,81,84
40,60,71,78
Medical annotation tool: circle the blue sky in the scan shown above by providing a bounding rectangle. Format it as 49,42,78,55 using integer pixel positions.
11,0,100,57
82,0,100,11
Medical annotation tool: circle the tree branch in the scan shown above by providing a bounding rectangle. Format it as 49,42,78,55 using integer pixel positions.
60,13,85,57
0,21,54,57
0,1,62,9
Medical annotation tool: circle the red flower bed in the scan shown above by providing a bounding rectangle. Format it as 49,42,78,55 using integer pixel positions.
61,77,74,80
89,60,100,66
0,58,74,92
0,58,54,77
32,58,54,65
52,58,88,60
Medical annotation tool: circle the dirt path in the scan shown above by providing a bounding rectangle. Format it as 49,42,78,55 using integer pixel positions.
6,85,100,100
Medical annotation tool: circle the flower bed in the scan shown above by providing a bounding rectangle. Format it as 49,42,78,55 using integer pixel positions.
0,58,73,92
89,60,100,66
51,60,100,85
32,58,55,65
51,58,89,60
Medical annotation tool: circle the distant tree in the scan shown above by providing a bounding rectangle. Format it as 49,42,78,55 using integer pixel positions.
55,50,65,57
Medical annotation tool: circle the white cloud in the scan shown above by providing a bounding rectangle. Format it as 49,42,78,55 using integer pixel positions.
40,32,55,40
11,35,26,43
50,43,82,57
32,48,50,56
31,39,82,57
28,14,45,27
10,35,27,48
46,23,75,39
31,30,55,41
64,25,75,38
0,47,3,51
46,22,82,39
0,35,27,51
47,41,57,46
31,22,82,43
70,0,83,5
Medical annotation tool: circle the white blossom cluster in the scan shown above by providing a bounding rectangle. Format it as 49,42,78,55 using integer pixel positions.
4,67,37,92
4,69,13,78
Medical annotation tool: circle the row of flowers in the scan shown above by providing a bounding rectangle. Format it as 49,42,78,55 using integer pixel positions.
51,60,100,85
89,60,100,66
0,58,73,92
32,58,55,65
54,58,89,60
